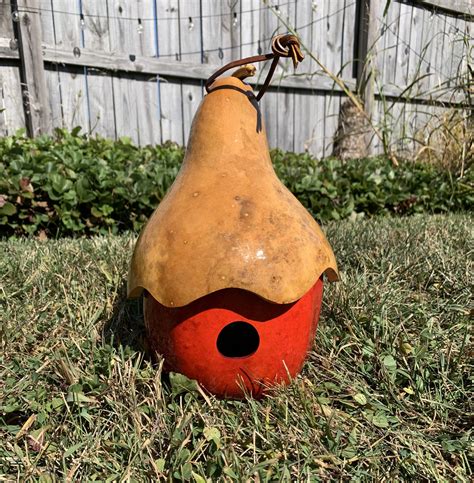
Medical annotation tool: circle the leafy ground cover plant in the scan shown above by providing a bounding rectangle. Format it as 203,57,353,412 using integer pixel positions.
1,129,472,237
0,214,472,480
0,129,182,237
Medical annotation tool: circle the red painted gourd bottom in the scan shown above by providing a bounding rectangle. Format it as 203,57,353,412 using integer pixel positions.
144,278,324,398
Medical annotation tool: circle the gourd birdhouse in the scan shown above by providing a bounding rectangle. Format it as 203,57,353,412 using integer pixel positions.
128,35,338,398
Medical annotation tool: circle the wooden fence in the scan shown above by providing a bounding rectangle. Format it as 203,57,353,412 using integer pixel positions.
0,0,472,157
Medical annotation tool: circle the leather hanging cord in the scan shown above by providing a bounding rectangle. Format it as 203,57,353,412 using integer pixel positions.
208,85,263,132
205,34,304,101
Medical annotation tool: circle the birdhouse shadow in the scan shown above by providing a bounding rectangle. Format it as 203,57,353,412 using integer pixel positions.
102,280,149,357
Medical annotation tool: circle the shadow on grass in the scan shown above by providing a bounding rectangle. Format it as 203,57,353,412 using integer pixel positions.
103,282,174,389
102,281,149,357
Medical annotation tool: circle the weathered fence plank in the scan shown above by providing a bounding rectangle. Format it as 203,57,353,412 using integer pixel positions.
294,89,326,157
135,0,162,146
241,0,261,58
323,0,345,78
363,0,384,153
292,1,329,156
274,1,296,152
323,93,342,157
418,8,435,96
222,0,241,62
384,1,405,152
202,0,228,65
429,12,447,91
108,0,139,143
319,0,345,156
258,3,277,149
15,0,52,135
294,0,312,64
48,0,89,132
157,0,184,145
308,0,322,76
180,0,203,141
81,1,116,139
0,1,13,36
0,1,24,135
133,0,161,146
392,1,412,150
382,0,401,88
0,64,24,136
341,0,357,80
37,0,62,129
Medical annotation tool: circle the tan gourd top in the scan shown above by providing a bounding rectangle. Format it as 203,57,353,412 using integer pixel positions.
128,76,338,307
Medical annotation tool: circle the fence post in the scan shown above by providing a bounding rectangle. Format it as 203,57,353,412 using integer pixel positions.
355,0,379,154
13,0,52,136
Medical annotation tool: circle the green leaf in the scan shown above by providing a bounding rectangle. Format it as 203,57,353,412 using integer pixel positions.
399,341,414,355
71,126,82,137
203,427,221,447
63,442,84,458
169,372,199,395
223,467,239,479
353,393,367,406
192,472,208,483
51,397,64,411
383,355,397,370
66,392,97,404
50,173,71,193
372,412,389,428
177,462,192,480
1,403,21,413
91,206,103,218
100,204,114,216
0,202,17,216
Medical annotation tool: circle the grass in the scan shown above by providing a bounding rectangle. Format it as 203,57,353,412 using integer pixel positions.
0,214,472,481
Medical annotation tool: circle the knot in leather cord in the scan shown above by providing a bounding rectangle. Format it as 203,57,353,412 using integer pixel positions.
205,33,304,101
271,34,304,69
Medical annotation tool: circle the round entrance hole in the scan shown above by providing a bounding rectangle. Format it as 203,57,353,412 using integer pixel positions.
216,321,260,358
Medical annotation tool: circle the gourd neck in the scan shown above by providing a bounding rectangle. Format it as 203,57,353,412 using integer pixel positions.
183,77,271,171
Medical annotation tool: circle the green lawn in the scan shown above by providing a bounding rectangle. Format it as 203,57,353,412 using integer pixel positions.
1,214,472,481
